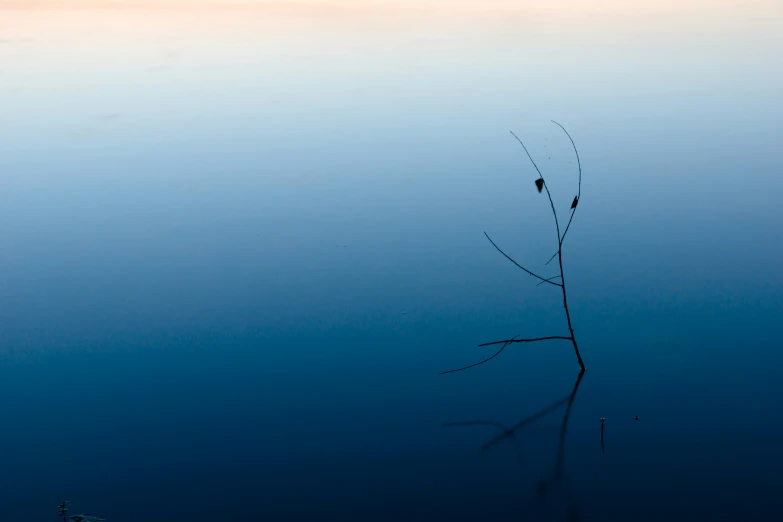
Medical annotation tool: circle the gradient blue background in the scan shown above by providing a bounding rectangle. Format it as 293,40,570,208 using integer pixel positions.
1,1,782,520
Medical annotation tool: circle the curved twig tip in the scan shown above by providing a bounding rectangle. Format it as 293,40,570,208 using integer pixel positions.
440,335,520,375
549,121,582,245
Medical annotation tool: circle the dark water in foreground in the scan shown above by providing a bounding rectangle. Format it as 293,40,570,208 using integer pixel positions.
1,2,782,520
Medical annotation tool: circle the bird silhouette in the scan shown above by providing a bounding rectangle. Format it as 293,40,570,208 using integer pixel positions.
570,196,578,209
535,178,544,193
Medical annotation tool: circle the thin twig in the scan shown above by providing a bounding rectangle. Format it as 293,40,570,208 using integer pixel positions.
536,275,562,286
551,120,581,245
544,250,559,266
441,336,570,374
477,336,571,347
510,131,561,244
440,335,519,375
541,121,582,262
484,232,562,287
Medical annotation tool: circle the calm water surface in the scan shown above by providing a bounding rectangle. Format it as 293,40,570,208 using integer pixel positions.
1,1,782,520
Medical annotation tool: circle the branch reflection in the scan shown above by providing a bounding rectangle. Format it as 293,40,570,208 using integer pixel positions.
445,370,585,521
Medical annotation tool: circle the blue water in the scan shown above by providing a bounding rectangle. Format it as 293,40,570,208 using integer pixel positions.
1,2,782,520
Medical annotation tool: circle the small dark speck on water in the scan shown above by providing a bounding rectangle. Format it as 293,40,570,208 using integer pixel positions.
634,416,639,420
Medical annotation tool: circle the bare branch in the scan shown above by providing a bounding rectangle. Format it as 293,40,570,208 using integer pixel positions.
440,335,519,375
551,120,582,245
477,336,571,347
484,232,562,287
440,121,586,374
